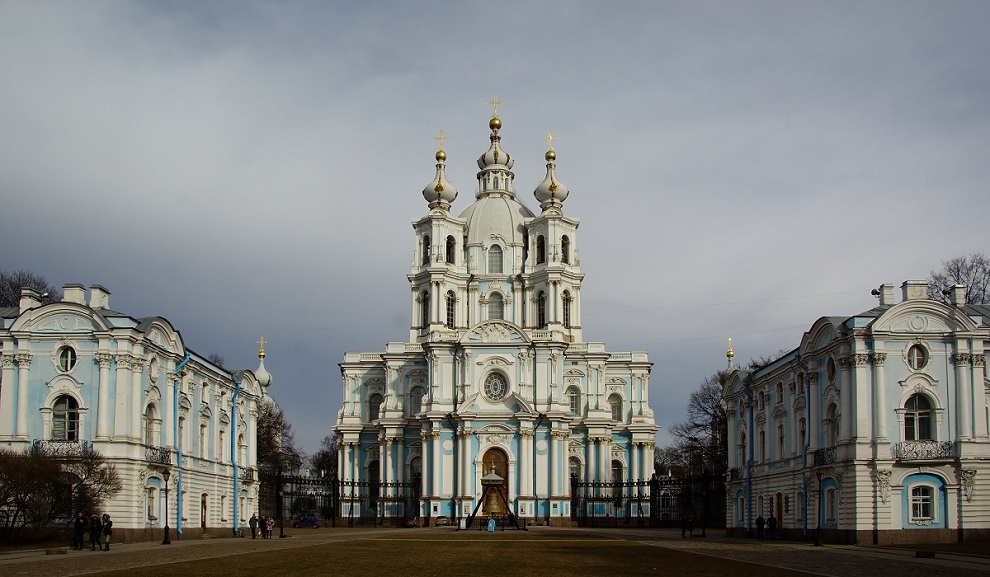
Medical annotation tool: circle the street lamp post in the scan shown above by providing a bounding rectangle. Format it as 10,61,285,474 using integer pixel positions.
814,471,824,547
161,468,172,545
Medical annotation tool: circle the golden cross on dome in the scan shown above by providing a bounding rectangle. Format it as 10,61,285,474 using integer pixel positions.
257,336,267,350
487,95,503,117
433,130,447,150
545,130,557,151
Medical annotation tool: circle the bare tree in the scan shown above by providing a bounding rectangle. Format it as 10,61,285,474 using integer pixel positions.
667,371,729,475
0,270,61,307
207,353,226,370
256,399,303,475
308,434,338,479
928,252,990,305
0,446,120,543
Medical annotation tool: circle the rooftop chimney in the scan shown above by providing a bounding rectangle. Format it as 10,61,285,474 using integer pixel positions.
89,285,110,309
950,284,966,306
878,284,895,306
62,284,86,305
19,288,42,313
901,280,928,302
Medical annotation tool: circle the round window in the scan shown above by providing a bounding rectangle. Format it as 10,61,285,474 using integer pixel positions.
907,344,928,371
483,373,508,401
57,346,77,372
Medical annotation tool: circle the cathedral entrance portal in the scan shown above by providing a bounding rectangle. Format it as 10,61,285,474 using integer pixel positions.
480,448,508,516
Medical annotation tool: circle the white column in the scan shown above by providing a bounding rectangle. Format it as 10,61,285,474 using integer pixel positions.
973,356,988,438
955,353,972,439
0,355,16,437
520,430,532,498
15,353,32,439
872,354,887,440
131,358,146,442
431,431,441,497
113,355,132,439
548,430,557,499
396,439,405,484
96,353,112,440
163,367,174,448
631,442,640,482
839,358,852,442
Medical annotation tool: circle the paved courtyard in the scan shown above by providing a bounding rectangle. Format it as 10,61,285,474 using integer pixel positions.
1,527,987,577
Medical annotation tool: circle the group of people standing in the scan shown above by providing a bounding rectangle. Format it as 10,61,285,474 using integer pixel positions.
72,512,112,551
755,514,778,540
248,514,276,539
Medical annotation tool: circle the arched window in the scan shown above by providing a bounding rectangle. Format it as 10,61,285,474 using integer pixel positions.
775,383,783,404
199,423,208,458
905,394,933,440
368,393,384,421
798,418,807,449
52,395,79,441
422,235,431,265
409,386,425,415
910,485,935,523
409,456,422,480
561,235,570,264
420,291,430,328
611,460,623,483
569,456,582,480
824,403,839,447
218,428,226,462
238,434,246,464
777,423,785,457
488,245,503,274
144,404,157,445
566,386,581,414
177,416,186,451
537,292,547,328
608,393,622,421
488,293,504,321
445,291,456,328
738,432,746,465
536,236,546,264
445,236,456,264
562,291,572,328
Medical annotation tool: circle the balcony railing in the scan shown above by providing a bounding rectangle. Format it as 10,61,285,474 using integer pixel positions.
813,447,836,466
891,441,954,460
144,445,172,465
240,467,255,483
33,439,91,457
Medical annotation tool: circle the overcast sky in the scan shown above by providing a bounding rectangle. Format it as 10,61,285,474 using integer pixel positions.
2,1,987,454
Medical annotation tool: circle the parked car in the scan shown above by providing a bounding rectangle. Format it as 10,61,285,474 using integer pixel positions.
292,517,320,528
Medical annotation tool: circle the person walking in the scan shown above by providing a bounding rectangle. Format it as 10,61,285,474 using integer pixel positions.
101,514,113,550
72,512,86,550
259,515,267,539
89,514,103,551
756,514,766,540
767,514,777,540
266,516,275,539
249,513,258,539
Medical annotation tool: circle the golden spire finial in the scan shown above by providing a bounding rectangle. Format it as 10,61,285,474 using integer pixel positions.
487,95,503,118
257,336,267,359
726,337,734,371
545,130,557,151
433,130,447,151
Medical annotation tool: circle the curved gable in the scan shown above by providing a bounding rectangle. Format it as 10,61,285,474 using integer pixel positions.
10,303,111,334
136,317,185,354
800,317,841,358
871,300,978,334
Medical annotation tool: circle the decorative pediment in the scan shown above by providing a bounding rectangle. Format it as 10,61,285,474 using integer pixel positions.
477,423,514,447
771,404,788,420
462,321,529,344
219,411,230,426
872,301,978,334
31,313,100,334
199,403,212,419
565,368,586,377
178,394,192,412
607,377,626,385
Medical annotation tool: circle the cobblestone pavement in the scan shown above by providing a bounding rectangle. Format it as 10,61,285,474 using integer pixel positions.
1,527,988,577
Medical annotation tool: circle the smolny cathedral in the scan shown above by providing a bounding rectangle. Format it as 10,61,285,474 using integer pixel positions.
334,108,660,524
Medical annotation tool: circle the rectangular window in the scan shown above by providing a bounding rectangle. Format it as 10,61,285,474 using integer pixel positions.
910,486,934,523
825,488,837,523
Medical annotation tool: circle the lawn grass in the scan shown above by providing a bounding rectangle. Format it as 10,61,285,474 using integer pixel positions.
87,532,814,577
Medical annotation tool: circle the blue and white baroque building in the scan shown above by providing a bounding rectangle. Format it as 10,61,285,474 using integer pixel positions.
0,284,271,540
723,281,990,544
335,113,659,525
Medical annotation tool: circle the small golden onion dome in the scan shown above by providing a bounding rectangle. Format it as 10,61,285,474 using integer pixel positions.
489,116,501,131
436,149,446,162
545,149,556,162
